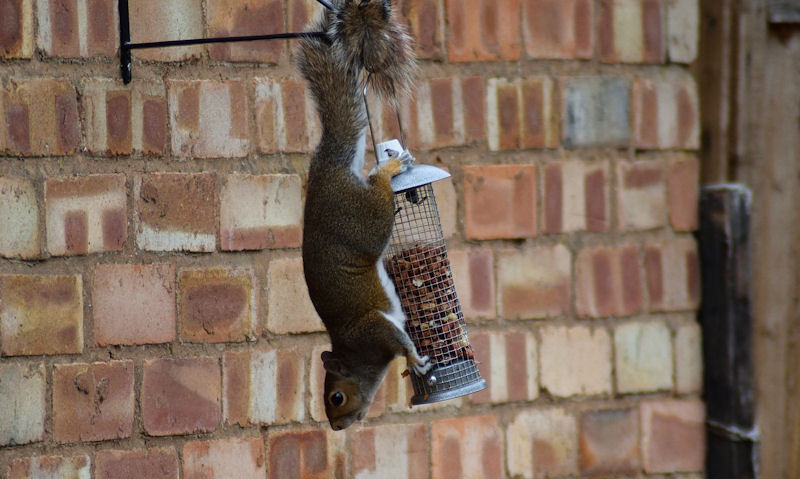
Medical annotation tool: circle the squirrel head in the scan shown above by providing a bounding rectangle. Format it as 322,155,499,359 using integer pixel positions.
321,351,379,430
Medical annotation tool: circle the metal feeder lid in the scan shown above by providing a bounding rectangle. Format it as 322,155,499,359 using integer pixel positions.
377,140,451,193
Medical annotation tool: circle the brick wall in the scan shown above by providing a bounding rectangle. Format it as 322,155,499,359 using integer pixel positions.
0,0,705,477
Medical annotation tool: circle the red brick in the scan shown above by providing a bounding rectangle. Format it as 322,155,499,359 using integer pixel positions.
0,177,40,259
179,268,256,343
208,0,283,62
351,424,428,478
0,0,33,58
579,408,639,474
507,408,578,478
36,0,117,57
184,437,266,478
268,429,345,479
523,0,594,59
598,0,664,63
53,360,134,443
8,455,90,479
645,238,700,311
1,77,79,155
464,164,537,240
617,159,668,231
141,357,221,436
0,362,45,446
401,0,445,59
668,154,700,231
82,79,132,155
255,77,314,153
449,248,496,320
430,77,456,147
287,0,315,33
461,76,486,143
543,160,609,233
488,77,557,151
641,399,706,473
471,330,537,404
432,416,504,479
133,83,169,154
46,174,127,256
497,245,571,319
134,172,216,252
130,0,202,61
633,73,700,149
93,263,176,346
96,448,178,479
0,274,83,356
576,245,643,317
446,0,521,62
168,80,250,157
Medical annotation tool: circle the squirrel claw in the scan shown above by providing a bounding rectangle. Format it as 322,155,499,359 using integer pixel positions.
408,353,432,376
382,158,405,177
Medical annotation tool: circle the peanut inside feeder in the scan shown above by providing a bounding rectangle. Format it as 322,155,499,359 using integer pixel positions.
378,140,487,405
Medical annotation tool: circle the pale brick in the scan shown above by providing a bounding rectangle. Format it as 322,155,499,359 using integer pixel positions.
183,437,266,479
431,416,504,479
220,174,303,251
579,408,639,474
129,0,202,61
8,455,90,479
0,0,34,58
618,159,668,231
507,408,578,479
641,399,706,473
0,362,45,446
540,325,612,397
633,72,700,150
614,321,674,393
666,0,699,63
207,0,284,63
675,321,703,394
0,177,39,258
563,76,630,147
0,274,83,356
471,330,538,404
266,257,324,334
497,245,571,319
35,0,117,57
432,174,457,239
45,174,127,256
254,77,317,153
96,449,179,479
168,80,249,158
351,424,428,479
267,428,347,479
523,0,594,59
576,245,643,318
542,159,609,233
487,77,558,151
464,164,537,240
598,0,664,63
645,238,700,311
93,263,176,346
449,248,496,320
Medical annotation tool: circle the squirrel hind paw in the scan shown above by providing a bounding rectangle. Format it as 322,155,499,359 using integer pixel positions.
409,354,432,376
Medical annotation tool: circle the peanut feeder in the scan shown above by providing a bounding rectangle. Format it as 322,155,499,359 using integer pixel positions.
378,140,487,405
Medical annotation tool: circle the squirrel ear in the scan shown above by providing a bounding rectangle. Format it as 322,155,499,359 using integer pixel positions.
321,351,350,377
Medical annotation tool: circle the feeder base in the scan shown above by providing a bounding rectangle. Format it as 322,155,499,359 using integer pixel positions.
410,359,487,405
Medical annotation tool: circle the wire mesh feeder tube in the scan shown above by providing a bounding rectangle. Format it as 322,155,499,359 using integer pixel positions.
378,141,487,405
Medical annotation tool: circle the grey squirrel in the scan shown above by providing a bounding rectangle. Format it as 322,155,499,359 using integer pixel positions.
296,0,431,431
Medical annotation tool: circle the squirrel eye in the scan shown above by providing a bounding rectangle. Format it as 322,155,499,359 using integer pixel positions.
329,391,347,407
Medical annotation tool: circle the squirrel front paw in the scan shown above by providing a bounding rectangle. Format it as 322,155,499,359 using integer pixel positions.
407,351,432,376
381,158,405,177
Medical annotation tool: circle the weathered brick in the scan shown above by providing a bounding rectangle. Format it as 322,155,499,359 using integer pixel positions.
81,79,132,155
641,399,706,473
1,77,79,155
464,164,537,240
266,257,325,334
487,77,558,151
431,416,504,479
449,248,496,320
96,449,179,479
540,325,612,397
633,73,700,150
184,437,266,479
0,177,39,258
645,238,700,311
168,80,250,158
576,245,643,317
523,0,593,59
446,0,521,62
666,0,699,63
543,159,609,233
0,0,33,58
497,245,571,319
0,274,83,356
562,76,630,147
668,154,699,231
579,408,639,474
614,321,674,393
675,321,703,394
255,77,316,153
45,174,127,256
93,263,176,346
129,0,202,61
432,172,457,239
134,172,216,252
36,0,117,57
179,267,256,343
132,82,169,154
221,174,303,251
267,428,346,479
400,0,445,59
223,349,305,426
0,362,45,446
8,455,90,479
287,0,316,33
141,357,221,436
598,0,664,63
415,77,459,149
460,76,487,144
507,408,578,479
207,0,284,62
52,360,135,443
617,158,668,231
471,330,537,404
351,424,428,479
